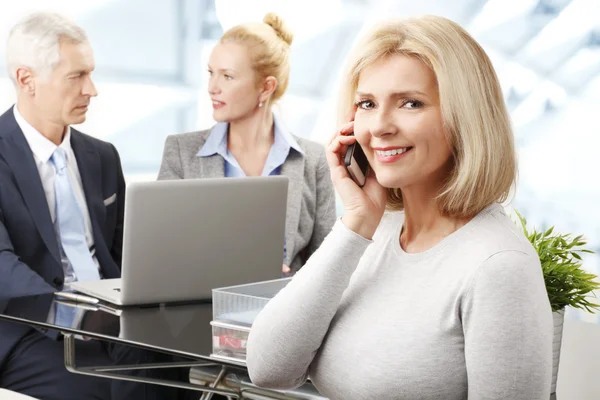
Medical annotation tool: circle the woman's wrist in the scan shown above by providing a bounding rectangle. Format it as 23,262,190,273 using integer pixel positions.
340,214,379,240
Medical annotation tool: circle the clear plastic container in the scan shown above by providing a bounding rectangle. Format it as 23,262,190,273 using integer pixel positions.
210,277,291,363
210,320,251,364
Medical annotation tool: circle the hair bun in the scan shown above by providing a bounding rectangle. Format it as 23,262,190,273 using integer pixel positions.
263,12,293,46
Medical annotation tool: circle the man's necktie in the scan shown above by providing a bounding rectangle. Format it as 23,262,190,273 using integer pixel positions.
51,148,99,327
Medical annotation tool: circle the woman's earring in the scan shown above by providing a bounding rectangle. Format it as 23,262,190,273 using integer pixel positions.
258,101,263,108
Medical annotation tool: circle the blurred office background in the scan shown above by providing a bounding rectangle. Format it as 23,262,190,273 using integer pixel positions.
0,0,598,319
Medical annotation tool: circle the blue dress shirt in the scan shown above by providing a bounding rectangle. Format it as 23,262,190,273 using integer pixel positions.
196,113,304,177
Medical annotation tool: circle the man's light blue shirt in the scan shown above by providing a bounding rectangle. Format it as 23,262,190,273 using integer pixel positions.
196,113,304,178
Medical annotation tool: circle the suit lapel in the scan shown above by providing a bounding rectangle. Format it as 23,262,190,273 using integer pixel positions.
70,131,106,240
193,154,225,179
0,119,61,265
280,151,305,263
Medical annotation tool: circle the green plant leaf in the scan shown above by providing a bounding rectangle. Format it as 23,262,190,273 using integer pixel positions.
514,209,600,314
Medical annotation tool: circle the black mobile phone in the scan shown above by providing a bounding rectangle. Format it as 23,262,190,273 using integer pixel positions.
344,136,370,187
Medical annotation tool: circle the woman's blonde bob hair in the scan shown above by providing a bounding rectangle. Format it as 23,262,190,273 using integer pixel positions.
220,13,293,104
338,15,516,218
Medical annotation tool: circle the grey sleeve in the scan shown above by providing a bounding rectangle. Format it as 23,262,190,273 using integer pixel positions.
246,221,372,390
157,135,183,180
306,146,336,258
462,250,553,400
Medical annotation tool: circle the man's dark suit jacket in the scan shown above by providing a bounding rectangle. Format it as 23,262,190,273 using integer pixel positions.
0,106,125,366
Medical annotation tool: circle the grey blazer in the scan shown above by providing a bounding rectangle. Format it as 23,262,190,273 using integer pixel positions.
157,130,336,273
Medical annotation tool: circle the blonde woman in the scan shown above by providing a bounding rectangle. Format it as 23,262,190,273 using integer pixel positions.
247,15,553,399
158,14,335,274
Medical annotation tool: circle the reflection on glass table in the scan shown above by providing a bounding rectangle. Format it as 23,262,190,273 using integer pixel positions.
0,293,325,399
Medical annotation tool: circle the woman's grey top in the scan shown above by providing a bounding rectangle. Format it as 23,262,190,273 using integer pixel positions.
246,203,553,399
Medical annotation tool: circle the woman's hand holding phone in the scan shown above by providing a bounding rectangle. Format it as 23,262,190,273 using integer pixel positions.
326,120,388,240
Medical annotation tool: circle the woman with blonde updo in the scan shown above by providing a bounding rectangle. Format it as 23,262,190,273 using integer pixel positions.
158,13,335,275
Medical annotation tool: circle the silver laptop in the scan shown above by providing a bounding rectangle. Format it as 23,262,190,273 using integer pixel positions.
70,176,288,306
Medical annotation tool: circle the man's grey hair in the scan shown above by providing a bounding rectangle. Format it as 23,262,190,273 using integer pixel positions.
6,12,88,86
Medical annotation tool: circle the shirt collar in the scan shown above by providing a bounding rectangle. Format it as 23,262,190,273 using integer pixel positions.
13,105,73,163
272,113,304,155
197,121,228,157
197,112,304,157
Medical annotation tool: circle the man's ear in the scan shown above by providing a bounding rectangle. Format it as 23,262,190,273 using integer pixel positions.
16,67,35,94
259,76,278,104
